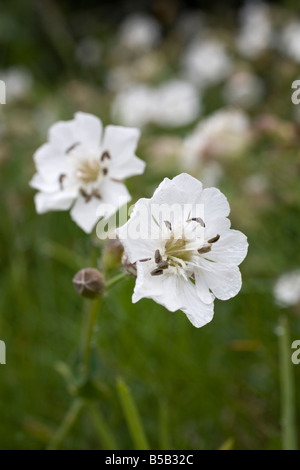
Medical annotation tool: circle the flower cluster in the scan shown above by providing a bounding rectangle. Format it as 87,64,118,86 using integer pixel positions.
31,113,248,328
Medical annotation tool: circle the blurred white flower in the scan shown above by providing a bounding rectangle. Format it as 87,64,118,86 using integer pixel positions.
112,84,156,128
112,80,201,128
223,70,264,108
182,37,232,88
0,67,33,102
117,173,248,328
153,80,200,127
182,108,251,171
274,270,300,307
199,161,224,188
236,1,273,59
280,21,300,63
106,53,164,92
119,13,161,53
30,112,145,233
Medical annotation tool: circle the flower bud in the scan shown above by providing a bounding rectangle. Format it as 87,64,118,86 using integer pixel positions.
101,239,124,271
73,268,106,299
122,252,137,279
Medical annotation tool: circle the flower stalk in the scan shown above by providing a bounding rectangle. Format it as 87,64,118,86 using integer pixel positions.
279,315,298,450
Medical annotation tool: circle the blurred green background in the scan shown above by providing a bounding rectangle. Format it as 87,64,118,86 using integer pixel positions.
0,0,300,450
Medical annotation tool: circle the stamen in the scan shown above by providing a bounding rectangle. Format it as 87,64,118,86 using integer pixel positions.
164,220,172,230
103,168,108,176
66,142,80,154
207,234,220,244
93,190,101,199
187,217,205,227
155,249,162,264
58,173,66,190
101,151,111,161
110,178,123,183
198,245,212,254
80,188,92,203
151,268,164,276
157,261,169,270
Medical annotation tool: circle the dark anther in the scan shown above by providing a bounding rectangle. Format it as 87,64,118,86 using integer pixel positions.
157,261,169,270
198,245,212,254
103,168,108,176
155,249,162,264
164,220,172,230
58,173,66,190
151,268,163,276
65,142,80,154
80,188,92,203
101,151,111,161
187,217,205,227
93,190,101,199
207,234,220,244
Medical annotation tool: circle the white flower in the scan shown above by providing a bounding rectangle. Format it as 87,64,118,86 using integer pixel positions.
236,1,273,59
181,108,251,171
0,67,33,102
112,85,156,128
30,112,145,233
117,173,248,328
280,21,300,63
153,80,201,128
182,37,232,88
112,80,201,128
118,13,161,53
223,70,264,108
274,270,300,307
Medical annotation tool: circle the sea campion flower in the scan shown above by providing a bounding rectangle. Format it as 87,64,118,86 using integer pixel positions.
236,1,273,59
273,270,300,307
117,174,248,328
181,108,251,172
112,80,200,129
30,112,145,233
182,37,232,89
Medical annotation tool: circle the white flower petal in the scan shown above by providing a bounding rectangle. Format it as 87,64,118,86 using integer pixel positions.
200,187,230,223
34,191,74,213
132,261,167,303
208,229,248,266
204,217,231,240
48,112,102,151
102,125,145,179
70,195,102,233
97,180,132,219
152,173,203,206
178,279,214,328
30,172,59,192
74,112,103,150
33,143,70,179
117,197,162,263
194,270,215,304
133,264,214,329
203,264,242,300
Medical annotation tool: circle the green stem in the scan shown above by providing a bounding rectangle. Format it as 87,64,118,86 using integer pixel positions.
279,315,298,450
81,297,102,379
106,271,128,289
88,404,118,450
47,399,84,450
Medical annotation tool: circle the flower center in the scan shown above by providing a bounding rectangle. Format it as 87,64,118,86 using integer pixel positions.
165,236,192,263
76,159,101,184
149,219,220,278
